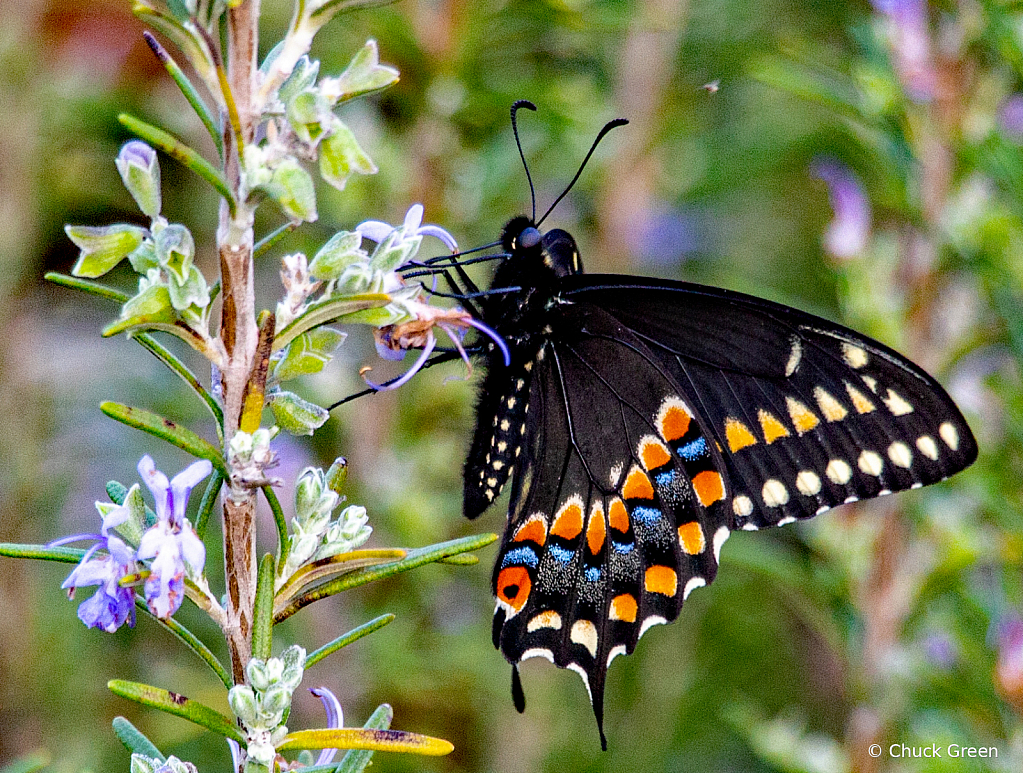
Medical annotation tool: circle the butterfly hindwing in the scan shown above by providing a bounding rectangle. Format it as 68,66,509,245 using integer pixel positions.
491,302,731,746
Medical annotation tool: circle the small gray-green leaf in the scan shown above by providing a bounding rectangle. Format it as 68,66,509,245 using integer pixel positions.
127,240,160,274
269,391,329,435
279,55,321,105
308,230,367,280
326,40,400,103
166,265,211,312
287,89,331,146
319,122,377,191
274,327,347,382
154,224,195,285
116,284,177,327
67,224,148,278
261,159,318,223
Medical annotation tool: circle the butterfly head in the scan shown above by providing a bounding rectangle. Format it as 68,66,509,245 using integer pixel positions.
502,215,583,279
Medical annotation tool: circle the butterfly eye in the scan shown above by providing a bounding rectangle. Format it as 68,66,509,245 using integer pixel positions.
517,227,542,250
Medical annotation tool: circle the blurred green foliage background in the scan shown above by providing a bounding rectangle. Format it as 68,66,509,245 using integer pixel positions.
1,0,1022,771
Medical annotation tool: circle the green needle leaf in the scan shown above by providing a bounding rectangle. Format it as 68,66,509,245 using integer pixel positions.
252,553,276,661
306,614,396,669
143,32,223,157
133,333,224,429
45,271,130,303
112,716,165,761
278,728,453,756
0,542,85,564
108,680,244,742
100,402,227,475
274,534,497,622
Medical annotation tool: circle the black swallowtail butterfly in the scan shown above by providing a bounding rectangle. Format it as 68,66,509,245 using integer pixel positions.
450,101,976,749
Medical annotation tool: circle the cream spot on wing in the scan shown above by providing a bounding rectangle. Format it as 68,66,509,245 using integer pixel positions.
796,470,822,496
883,388,914,416
826,459,853,484
916,435,939,460
888,441,913,468
521,648,555,663
609,462,624,487
527,611,563,631
570,619,598,657
858,450,884,476
762,479,789,507
733,495,754,517
939,422,960,451
845,382,876,413
786,336,803,377
786,397,820,434
814,387,848,422
842,342,869,369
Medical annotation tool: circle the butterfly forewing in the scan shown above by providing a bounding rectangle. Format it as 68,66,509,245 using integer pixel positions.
560,276,978,530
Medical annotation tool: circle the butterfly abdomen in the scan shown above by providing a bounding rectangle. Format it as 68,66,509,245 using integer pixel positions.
463,351,537,520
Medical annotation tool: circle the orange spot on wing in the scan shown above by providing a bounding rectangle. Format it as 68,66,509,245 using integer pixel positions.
610,594,638,623
586,505,606,554
677,521,706,555
608,498,629,533
513,518,547,546
786,397,820,434
758,410,790,444
644,565,678,596
496,566,531,612
725,418,757,452
659,403,691,442
640,438,671,471
550,500,584,540
623,467,655,500
692,470,725,506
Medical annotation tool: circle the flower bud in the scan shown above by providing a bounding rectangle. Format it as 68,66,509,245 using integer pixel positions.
228,685,259,725
116,141,162,217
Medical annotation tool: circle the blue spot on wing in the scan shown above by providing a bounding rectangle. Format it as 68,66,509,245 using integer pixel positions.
678,437,708,461
501,546,538,568
549,545,574,563
612,541,634,554
632,506,662,525
585,567,601,582
655,470,677,488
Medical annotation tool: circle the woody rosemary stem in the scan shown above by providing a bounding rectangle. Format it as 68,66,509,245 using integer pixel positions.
220,0,261,686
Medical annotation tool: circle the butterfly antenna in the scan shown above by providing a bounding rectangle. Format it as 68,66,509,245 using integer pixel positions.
511,100,538,222
536,117,629,228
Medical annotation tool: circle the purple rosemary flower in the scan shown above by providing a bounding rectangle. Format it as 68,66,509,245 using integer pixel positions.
871,0,935,101
999,94,1023,141
55,502,138,633
356,203,459,254
810,158,871,260
309,687,344,766
365,301,509,392
135,456,211,618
